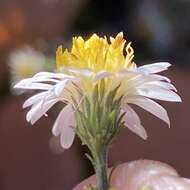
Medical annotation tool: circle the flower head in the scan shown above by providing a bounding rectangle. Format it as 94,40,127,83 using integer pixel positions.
8,46,54,94
8,46,46,83
14,33,181,149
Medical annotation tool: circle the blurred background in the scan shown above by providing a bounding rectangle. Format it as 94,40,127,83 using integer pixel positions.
0,0,190,189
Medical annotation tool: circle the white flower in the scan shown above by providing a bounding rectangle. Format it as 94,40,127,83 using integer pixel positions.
8,46,46,93
14,33,181,149
14,62,181,148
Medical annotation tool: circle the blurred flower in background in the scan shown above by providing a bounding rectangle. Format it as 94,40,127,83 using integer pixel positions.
8,46,55,94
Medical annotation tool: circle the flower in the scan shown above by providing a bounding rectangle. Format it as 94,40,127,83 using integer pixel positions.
14,32,181,149
8,45,55,94
8,46,46,83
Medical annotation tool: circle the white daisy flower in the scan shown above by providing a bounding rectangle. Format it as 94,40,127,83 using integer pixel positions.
14,33,181,149
8,46,46,82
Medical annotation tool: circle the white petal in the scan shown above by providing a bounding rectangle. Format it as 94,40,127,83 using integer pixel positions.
26,77,59,83
151,74,171,83
119,70,169,84
137,62,171,74
23,91,47,108
118,69,142,79
33,72,73,79
14,79,52,90
118,71,165,90
122,105,147,140
62,67,93,77
137,86,182,102
93,71,111,82
117,71,146,92
27,99,58,124
60,126,75,149
127,96,170,126
77,69,93,77
25,82,52,90
52,104,75,149
119,74,161,96
54,80,70,97
147,81,177,92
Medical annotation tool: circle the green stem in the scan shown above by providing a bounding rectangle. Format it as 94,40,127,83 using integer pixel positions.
93,148,109,190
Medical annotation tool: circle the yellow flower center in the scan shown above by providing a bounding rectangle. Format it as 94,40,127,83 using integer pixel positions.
56,32,135,73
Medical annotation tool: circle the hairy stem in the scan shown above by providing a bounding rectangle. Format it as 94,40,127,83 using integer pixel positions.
93,148,109,190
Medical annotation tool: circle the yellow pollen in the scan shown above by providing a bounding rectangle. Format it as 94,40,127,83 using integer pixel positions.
56,32,135,73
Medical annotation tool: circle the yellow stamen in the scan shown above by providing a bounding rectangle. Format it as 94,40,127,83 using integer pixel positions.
56,32,136,73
